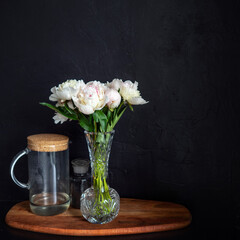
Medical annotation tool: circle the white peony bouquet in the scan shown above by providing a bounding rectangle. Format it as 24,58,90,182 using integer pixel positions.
41,78,148,222
40,78,148,132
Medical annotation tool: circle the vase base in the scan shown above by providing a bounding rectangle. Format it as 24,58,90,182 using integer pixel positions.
80,187,120,224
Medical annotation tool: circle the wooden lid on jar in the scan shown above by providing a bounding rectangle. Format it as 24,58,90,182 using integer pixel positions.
27,134,69,152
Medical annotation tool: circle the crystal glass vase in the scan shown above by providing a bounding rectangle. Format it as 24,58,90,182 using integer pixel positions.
80,130,120,224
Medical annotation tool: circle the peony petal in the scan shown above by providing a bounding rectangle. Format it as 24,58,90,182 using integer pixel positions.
67,101,75,109
57,88,72,100
124,80,138,90
107,79,123,91
49,87,58,101
53,113,68,124
128,96,148,105
50,87,57,94
78,104,94,115
72,96,94,115
105,88,121,109
49,93,59,102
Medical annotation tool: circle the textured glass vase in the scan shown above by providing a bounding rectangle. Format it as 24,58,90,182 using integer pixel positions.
80,130,120,224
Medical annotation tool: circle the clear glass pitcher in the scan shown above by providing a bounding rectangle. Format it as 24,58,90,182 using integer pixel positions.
10,134,70,216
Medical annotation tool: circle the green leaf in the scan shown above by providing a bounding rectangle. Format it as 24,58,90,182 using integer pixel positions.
94,110,108,121
64,103,77,116
40,102,78,120
88,114,94,131
102,106,108,115
93,112,99,123
107,109,112,119
93,110,107,132
78,112,94,132
99,119,106,132
40,102,59,112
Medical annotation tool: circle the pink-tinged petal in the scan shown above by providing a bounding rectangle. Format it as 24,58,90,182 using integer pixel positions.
105,89,121,109
128,97,148,105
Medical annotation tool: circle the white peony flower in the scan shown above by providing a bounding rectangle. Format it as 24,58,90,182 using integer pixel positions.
49,79,85,103
72,81,108,115
107,78,123,91
120,80,148,105
105,88,121,109
53,113,68,124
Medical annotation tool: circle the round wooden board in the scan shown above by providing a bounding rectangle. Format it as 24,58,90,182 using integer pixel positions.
5,198,191,236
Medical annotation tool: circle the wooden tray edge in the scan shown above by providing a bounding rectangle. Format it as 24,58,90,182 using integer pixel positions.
5,200,192,236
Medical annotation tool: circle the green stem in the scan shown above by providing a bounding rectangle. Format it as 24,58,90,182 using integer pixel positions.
91,140,113,215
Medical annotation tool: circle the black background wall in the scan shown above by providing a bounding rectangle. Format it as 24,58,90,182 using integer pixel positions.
0,0,240,238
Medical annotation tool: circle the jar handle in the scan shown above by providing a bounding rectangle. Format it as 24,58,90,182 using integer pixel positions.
10,148,30,189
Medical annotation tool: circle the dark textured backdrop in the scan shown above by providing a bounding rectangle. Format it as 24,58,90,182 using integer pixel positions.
0,0,240,236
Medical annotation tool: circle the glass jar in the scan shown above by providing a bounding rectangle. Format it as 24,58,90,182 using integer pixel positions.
10,134,70,216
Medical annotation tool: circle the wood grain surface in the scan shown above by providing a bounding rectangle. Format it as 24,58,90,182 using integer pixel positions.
5,198,192,236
